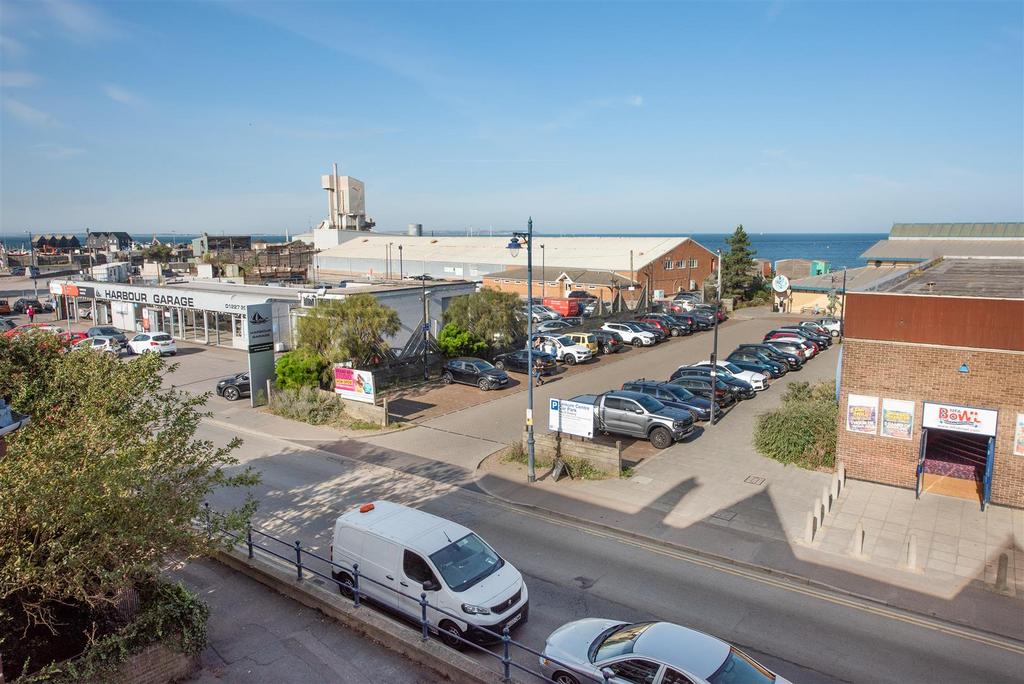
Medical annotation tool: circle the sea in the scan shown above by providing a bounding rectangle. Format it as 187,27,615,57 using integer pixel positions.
2,231,885,269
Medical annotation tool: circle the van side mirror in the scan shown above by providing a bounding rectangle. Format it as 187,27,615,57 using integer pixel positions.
422,579,441,592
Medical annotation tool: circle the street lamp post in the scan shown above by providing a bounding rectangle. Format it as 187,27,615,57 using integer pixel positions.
422,277,430,380
710,249,722,425
540,244,545,300
507,218,536,483
398,245,403,280
839,267,848,340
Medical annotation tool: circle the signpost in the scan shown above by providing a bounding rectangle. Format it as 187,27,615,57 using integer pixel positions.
334,366,377,404
244,303,275,408
548,399,594,439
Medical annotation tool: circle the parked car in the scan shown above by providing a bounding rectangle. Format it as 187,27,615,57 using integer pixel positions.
72,335,121,355
670,368,755,400
636,316,671,337
86,326,128,348
532,334,593,365
331,501,529,648
763,331,818,356
688,311,715,329
4,322,62,338
528,304,561,321
669,375,737,406
725,351,785,379
816,316,843,337
628,321,667,342
644,313,692,336
58,330,89,345
688,360,770,390
621,379,715,421
560,316,584,328
566,290,596,300
442,358,510,390
9,267,25,277
493,349,557,375
216,372,251,401
765,338,814,361
12,298,45,314
571,390,694,449
601,322,655,347
779,325,830,348
564,331,599,354
592,329,624,354
127,332,178,356
694,303,727,323
673,313,705,331
536,319,573,333
539,619,792,684
0,317,15,332
406,274,434,281
0,299,10,315
736,343,803,369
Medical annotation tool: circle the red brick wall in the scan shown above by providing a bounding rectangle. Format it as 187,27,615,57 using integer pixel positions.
480,277,617,300
115,643,198,684
837,338,1024,508
637,240,717,295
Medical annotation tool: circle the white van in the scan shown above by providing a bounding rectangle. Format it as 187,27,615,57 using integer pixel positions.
330,501,529,648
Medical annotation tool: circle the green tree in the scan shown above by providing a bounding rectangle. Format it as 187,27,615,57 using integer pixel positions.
720,224,757,299
437,323,488,358
443,288,524,346
296,294,401,367
275,348,327,390
143,243,174,263
0,334,257,638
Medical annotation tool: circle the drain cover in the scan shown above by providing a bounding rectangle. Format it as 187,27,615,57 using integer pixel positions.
744,476,766,486
573,576,596,590
711,510,737,521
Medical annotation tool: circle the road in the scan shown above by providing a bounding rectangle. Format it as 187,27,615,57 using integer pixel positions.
203,421,1024,684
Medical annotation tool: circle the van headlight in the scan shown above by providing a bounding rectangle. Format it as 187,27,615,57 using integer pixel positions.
461,603,491,615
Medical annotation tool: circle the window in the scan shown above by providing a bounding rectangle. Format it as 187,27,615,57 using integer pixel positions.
620,399,642,413
606,659,660,684
664,259,674,270
588,285,598,290
429,533,503,592
676,259,685,269
689,258,698,268
662,669,695,684
403,550,437,585
604,397,625,411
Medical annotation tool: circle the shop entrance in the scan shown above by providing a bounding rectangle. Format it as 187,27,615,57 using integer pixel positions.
916,428,994,508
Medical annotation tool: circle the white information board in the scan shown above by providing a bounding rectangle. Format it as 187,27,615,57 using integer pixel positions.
548,399,594,439
922,402,998,437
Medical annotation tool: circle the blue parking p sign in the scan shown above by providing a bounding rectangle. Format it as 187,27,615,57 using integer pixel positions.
550,399,559,411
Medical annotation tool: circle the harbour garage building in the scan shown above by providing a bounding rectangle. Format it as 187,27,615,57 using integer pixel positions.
836,257,1024,510
49,278,476,351
315,234,717,294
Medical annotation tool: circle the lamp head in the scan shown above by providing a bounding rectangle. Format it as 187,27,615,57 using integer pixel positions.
506,238,521,258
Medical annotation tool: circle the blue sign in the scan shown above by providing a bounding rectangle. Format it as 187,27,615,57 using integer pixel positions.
550,399,560,411
422,323,429,331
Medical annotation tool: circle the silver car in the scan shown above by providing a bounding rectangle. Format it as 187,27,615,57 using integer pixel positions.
539,619,791,684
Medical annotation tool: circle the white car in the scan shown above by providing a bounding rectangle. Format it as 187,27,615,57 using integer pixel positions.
523,304,560,321
73,335,121,355
767,335,817,358
689,360,768,391
536,319,573,333
601,322,655,347
540,619,791,684
535,334,593,365
127,332,177,356
814,317,842,337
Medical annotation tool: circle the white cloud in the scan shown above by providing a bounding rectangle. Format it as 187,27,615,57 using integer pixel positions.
542,95,647,130
0,71,39,88
102,83,142,106
0,35,28,60
43,0,119,43
33,142,85,159
625,95,644,107
2,97,59,126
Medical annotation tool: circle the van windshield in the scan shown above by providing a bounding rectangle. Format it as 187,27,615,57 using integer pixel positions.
429,533,504,593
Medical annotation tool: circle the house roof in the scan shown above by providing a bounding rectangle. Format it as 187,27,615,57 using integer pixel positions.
870,257,1024,299
861,238,1024,261
789,265,914,293
484,265,636,286
89,231,134,240
889,222,1024,239
318,234,709,271
32,234,79,242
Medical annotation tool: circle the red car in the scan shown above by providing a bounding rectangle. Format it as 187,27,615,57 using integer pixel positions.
637,316,671,337
3,323,62,338
58,331,89,345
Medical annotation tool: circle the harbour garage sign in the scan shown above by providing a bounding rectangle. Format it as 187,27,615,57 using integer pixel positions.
922,402,998,437
66,283,256,314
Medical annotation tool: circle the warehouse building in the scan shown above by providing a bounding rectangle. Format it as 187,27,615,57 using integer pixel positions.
836,257,1024,510
863,222,1024,266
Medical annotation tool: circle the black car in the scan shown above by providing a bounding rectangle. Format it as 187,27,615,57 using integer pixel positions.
736,343,803,369
669,375,737,406
216,372,251,401
644,313,692,336
442,357,509,390
86,326,128,347
778,326,831,348
0,317,15,332
493,349,557,375
669,368,755,399
628,321,667,342
622,379,716,421
560,316,584,328
12,298,45,314
592,329,624,354
9,267,25,277
673,313,707,331
765,339,813,361
407,274,434,281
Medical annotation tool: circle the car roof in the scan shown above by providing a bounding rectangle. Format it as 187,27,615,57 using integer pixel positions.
338,501,471,556
632,622,729,677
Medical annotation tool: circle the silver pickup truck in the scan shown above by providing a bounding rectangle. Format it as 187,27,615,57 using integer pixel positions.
571,390,694,449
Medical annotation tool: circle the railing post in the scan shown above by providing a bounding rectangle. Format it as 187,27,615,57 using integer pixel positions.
246,523,254,559
419,593,430,642
501,626,512,682
294,540,303,581
203,502,212,540
352,563,361,607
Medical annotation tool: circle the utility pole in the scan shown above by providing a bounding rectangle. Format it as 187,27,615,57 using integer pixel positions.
710,249,722,425
422,271,429,380
541,244,545,300
507,219,536,483
398,245,403,280
839,267,848,340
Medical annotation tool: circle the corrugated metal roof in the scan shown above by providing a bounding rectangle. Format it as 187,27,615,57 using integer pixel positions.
877,258,1024,299
789,265,914,292
862,238,1024,261
485,265,636,286
889,223,1024,239
318,234,706,271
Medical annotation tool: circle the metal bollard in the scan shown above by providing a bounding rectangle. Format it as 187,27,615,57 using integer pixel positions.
419,593,430,642
294,540,303,581
352,563,361,607
804,511,815,544
246,523,254,559
822,486,832,514
851,522,865,557
501,626,512,682
905,534,917,571
995,553,1009,592
203,502,212,539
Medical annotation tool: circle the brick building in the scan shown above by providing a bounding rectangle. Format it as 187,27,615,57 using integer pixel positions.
482,266,636,300
636,238,717,295
836,257,1024,510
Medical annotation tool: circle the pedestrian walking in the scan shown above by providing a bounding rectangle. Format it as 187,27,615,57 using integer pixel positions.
26,305,34,323
533,356,545,387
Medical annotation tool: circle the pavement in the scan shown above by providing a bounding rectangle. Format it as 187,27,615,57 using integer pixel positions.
170,559,440,683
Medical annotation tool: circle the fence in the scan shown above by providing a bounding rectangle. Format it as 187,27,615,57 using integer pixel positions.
203,506,612,684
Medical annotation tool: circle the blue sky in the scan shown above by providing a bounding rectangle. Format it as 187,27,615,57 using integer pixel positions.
1,0,1021,235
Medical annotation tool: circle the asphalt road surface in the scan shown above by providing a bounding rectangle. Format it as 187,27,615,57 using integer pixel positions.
203,422,1024,684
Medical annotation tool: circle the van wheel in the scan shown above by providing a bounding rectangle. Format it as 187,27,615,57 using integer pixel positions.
650,426,673,449
441,372,453,384
439,620,466,650
334,571,355,600
553,673,580,684
633,338,644,347
564,355,576,366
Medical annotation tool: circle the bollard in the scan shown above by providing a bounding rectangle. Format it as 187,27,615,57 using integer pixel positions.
804,511,815,544
839,462,847,487
203,502,212,539
352,563,361,607
501,626,512,682
419,593,430,642
995,553,1009,592
851,521,865,557
831,474,841,503
822,486,832,514
818,496,826,523
905,534,917,571
294,541,303,581
246,523,254,559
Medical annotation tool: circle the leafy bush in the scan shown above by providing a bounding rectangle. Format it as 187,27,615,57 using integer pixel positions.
502,442,608,480
275,349,327,390
437,323,488,358
753,380,838,470
269,386,348,426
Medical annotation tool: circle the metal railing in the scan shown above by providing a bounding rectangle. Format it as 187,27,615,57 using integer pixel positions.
203,506,612,684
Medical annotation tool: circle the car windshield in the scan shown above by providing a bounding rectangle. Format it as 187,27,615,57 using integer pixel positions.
722,362,742,373
152,334,172,341
591,622,657,662
99,328,118,335
708,647,776,684
428,533,504,593
623,323,644,332
665,385,696,400
470,360,495,371
554,335,574,346
633,394,665,412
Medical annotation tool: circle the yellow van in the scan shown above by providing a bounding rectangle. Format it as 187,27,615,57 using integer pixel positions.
566,332,598,354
